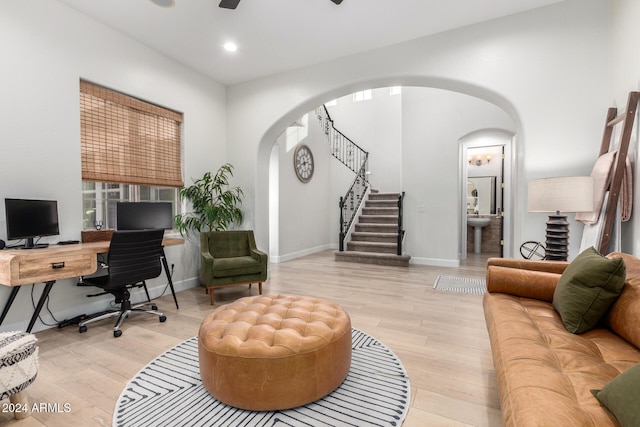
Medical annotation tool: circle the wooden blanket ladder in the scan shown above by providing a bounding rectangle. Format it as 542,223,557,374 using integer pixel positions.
597,91,639,254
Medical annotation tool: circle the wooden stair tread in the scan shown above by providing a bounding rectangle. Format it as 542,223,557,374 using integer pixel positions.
336,251,409,258
368,192,401,198
359,216,398,222
348,241,397,247
334,250,411,267
351,232,397,237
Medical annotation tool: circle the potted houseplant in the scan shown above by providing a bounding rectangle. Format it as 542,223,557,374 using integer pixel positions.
175,163,244,236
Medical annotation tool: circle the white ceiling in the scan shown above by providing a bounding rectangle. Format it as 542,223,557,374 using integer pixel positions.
57,0,565,86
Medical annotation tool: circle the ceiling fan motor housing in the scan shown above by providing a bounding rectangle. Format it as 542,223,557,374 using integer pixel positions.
219,0,343,9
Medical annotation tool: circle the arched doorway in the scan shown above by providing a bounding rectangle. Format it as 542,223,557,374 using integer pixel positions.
459,129,515,261
255,80,522,264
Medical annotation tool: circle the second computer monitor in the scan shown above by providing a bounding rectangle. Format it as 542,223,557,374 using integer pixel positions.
116,202,174,231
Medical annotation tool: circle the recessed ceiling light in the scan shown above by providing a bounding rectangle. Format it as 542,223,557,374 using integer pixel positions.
224,42,238,52
150,0,175,8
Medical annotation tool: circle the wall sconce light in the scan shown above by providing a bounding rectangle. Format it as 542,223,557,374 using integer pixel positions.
528,176,594,261
468,154,492,166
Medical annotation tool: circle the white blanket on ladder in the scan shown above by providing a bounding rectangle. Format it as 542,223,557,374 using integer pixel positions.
579,191,622,254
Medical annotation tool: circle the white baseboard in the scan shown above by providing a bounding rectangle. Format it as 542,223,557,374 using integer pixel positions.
409,257,461,268
272,244,335,263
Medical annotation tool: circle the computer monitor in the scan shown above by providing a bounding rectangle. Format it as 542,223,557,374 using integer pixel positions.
5,198,60,249
116,202,174,231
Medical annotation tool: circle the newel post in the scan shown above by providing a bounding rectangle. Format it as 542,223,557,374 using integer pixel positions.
339,196,345,252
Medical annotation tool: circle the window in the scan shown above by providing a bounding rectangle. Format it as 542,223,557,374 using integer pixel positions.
285,113,309,152
79,80,183,230
353,90,372,102
82,182,179,230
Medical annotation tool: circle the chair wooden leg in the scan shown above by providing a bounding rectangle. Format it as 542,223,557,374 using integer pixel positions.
10,390,31,419
258,282,263,295
209,288,215,305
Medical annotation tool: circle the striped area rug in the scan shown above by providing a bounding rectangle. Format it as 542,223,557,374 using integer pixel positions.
114,329,410,427
433,275,487,295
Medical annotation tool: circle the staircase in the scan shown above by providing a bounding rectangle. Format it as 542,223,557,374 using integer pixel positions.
335,192,411,267
316,105,410,267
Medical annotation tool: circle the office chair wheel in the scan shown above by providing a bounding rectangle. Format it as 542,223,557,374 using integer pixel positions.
151,305,158,311
113,330,123,338
159,315,167,323
79,325,87,333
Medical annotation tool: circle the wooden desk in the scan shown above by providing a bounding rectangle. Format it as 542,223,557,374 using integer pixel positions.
0,238,184,332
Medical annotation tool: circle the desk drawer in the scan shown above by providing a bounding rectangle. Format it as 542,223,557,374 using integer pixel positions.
18,253,96,282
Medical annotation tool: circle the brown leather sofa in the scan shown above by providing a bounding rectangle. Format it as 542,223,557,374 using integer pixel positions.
483,252,640,427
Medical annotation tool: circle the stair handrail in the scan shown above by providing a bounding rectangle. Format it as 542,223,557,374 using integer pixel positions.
397,191,405,255
338,161,369,251
316,105,370,175
316,105,370,252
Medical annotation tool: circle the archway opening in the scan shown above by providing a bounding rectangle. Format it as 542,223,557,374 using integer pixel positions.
460,129,515,263
256,79,522,266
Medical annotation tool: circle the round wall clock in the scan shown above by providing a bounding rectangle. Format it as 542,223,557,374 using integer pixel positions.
293,144,314,183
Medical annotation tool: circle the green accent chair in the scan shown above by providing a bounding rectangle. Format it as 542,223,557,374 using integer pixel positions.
199,230,268,305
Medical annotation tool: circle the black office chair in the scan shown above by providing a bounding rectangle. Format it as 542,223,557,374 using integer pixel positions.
78,229,167,337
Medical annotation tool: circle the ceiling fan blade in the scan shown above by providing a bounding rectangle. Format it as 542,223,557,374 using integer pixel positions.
219,0,241,9
219,0,339,9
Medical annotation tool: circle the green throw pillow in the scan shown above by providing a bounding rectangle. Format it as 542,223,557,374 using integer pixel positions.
552,246,625,334
592,363,640,427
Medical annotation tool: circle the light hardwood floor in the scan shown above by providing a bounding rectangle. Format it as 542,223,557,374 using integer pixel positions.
0,250,502,426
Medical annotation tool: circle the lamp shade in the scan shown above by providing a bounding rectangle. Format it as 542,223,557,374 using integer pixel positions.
528,176,594,213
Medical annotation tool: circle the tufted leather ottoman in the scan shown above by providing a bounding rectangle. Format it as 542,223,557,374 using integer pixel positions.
198,294,352,411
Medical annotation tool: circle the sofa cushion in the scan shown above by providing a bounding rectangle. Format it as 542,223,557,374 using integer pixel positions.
213,256,262,278
209,231,250,258
592,363,640,427
484,292,640,426
553,247,626,334
603,252,640,350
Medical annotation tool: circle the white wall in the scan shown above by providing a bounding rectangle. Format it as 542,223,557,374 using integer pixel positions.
611,0,640,254
227,0,610,265
272,120,333,261
402,88,514,264
0,0,226,332
326,89,403,193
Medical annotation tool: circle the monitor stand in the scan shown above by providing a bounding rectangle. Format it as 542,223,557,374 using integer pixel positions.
19,238,49,250
21,244,49,250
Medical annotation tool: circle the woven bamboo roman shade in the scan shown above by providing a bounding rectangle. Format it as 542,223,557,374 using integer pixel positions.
80,80,184,187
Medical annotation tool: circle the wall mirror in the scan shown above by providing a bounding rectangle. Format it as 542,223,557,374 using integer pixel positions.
467,176,496,214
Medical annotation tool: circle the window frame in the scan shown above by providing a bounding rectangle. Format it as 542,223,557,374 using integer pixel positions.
82,182,180,231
